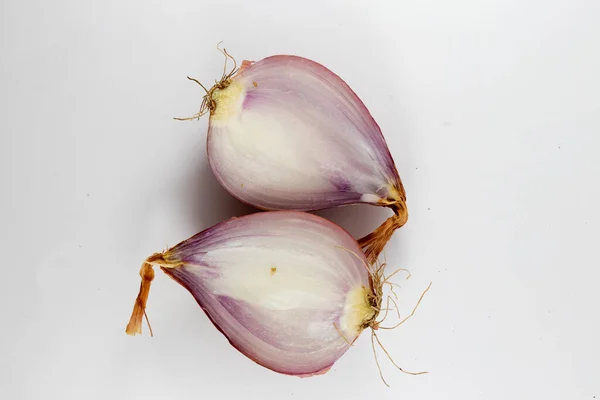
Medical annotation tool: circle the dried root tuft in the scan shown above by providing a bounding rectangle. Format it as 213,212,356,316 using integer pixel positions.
174,42,240,121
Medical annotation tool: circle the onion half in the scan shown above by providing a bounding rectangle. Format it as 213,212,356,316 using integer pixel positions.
180,52,408,263
126,211,385,376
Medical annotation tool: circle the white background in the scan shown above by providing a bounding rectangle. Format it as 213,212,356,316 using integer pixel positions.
1,0,599,399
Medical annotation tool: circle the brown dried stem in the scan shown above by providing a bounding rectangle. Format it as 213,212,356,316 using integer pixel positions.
125,261,156,336
359,200,408,265
125,252,181,336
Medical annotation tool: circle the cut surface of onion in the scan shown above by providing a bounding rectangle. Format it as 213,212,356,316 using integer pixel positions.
180,52,408,263
126,211,383,376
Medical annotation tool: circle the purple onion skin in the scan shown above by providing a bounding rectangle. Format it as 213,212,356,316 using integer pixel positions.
207,55,405,211
150,211,374,376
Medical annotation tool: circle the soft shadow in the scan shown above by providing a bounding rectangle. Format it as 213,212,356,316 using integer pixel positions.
316,204,411,268
177,153,259,233
315,204,390,239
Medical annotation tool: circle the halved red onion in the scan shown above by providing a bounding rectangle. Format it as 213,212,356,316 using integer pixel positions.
126,211,383,376
181,54,408,263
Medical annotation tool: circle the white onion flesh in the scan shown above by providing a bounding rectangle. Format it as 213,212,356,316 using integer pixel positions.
207,56,405,212
126,211,379,376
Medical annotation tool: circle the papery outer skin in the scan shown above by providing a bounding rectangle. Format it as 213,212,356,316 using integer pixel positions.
207,55,403,211
161,211,373,376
